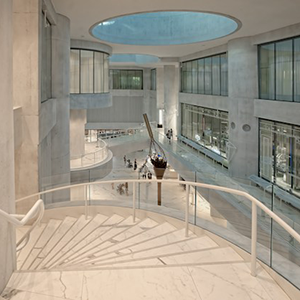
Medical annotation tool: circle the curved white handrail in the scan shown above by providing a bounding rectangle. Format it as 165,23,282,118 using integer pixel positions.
0,199,45,252
15,179,300,277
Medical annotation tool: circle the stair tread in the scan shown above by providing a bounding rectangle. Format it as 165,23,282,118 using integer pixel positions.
17,223,46,269
45,214,109,269
63,221,177,268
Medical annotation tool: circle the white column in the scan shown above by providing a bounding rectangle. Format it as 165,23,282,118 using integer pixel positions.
0,0,16,292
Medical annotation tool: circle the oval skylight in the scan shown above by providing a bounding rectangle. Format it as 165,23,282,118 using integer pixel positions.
91,11,239,46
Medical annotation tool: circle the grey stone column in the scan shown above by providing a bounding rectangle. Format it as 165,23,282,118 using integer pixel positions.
163,65,179,136
51,14,71,199
228,37,259,179
0,0,16,292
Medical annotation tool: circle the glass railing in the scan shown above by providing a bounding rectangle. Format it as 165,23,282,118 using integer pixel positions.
15,176,300,289
70,140,108,169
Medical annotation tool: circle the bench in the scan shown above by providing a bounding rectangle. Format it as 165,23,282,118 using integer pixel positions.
177,135,227,167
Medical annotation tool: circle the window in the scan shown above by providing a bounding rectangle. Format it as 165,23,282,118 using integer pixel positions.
41,14,52,102
259,119,300,197
151,69,156,90
110,70,143,90
181,53,228,96
259,36,300,102
181,103,229,159
70,49,109,94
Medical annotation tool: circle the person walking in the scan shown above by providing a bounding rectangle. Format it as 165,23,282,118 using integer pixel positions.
123,155,126,165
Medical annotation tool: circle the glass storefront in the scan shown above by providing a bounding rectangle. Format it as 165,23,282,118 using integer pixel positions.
260,119,300,197
181,103,229,159
70,49,109,94
259,36,300,102
181,53,228,96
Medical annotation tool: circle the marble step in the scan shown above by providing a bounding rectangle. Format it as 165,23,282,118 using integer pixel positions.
17,223,47,269
27,216,77,271
50,214,126,268
56,217,157,268
21,219,62,270
77,228,202,267
82,245,243,270
38,215,93,269
44,214,108,269
60,215,141,268
63,221,177,269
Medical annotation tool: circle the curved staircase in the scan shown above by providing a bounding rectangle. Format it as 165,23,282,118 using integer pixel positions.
2,211,293,300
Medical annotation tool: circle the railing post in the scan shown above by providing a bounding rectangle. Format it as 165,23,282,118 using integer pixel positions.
133,182,136,223
185,184,190,237
84,185,88,220
251,202,257,276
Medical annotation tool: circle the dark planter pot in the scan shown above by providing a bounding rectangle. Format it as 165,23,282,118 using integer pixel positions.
153,167,166,206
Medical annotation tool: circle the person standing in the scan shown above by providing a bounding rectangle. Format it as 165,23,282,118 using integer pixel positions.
134,159,137,170
124,155,126,165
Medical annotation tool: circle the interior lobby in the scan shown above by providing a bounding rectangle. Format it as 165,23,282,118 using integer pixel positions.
1,0,300,299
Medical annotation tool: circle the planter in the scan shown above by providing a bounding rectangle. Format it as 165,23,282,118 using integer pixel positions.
153,167,166,206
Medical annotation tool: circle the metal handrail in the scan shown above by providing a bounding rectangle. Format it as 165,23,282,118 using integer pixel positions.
0,199,45,252
15,179,300,277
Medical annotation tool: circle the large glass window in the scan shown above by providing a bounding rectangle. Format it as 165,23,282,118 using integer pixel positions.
181,103,229,159
259,36,300,102
181,53,228,96
151,69,156,90
259,119,300,197
70,49,109,94
110,69,143,90
41,14,52,102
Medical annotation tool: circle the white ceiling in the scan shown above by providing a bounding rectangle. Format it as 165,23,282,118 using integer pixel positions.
52,0,300,58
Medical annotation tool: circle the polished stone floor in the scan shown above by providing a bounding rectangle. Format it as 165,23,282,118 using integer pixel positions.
4,212,293,300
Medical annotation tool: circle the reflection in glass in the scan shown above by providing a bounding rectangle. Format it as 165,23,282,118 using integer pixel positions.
181,103,228,159
276,40,293,101
181,53,228,96
259,44,275,100
81,50,94,93
110,70,143,90
70,49,109,94
294,38,300,102
259,36,300,102
259,119,300,197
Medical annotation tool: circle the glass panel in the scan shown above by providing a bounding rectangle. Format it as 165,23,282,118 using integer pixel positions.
212,55,221,95
192,60,198,93
70,50,80,94
103,54,109,92
204,57,212,94
292,127,300,197
294,38,300,102
94,52,104,93
181,62,187,92
41,16,52,101
259,120,274,181
81,50,94,93
274,123,292,191
151,69,156,90
276,40,293,101
186,61,192,93
197,59,205,94
259,44,275,100
220,53,228,96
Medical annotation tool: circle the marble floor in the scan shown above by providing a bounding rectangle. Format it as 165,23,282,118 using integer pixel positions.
4,212,293,300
